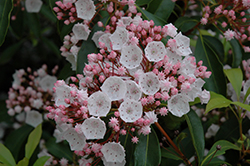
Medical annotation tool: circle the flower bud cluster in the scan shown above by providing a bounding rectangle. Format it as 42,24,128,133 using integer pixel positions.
6,65,58,127
47,1,211,165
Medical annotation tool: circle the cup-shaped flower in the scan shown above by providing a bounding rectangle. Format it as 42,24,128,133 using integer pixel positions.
101,142,125,163
81,117,106,140
120,44,143,69
75,0,96,20
124,80,142,101
87,91,111,117
72,23,90,40
139,72,160,95
168,94,190,117
174,32,192,56
25,0,43,13
63,128,86,151
110,27,129,50
118,99,142,123
39,75,57,91
25,110,43,127
101,76,126,101
145,41,166,62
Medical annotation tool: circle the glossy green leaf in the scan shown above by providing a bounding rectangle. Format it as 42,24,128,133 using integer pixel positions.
194,35,227,96
0,143,15,166
243,87,250,103
161,147,182,161
33,156,50,166
45,138,73,162
147,0,175,21
205,97,231,114
58,23,74,40
41,36,61,58
201,140,240,166
25,124,42,159
204,158,231,166
120,129,136,166
136,6,166,26
0,0,13,46
215,115,250,142
232,101,250,112
134,128,161,166
185,110,204,164
230,39,243,68
224,68,243,100
174,17,199,33
0,40,23,65
135,0,152,5
4,125,33,161
16,157,29,166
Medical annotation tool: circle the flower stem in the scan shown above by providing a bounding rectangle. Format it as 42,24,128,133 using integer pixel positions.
154,122,192,165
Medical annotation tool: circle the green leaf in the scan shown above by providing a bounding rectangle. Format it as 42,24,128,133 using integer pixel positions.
135,0,152,5
45,138,73,162
40,5,57,23
194,35,227,96
58,23,74,41
0,40,23,65
134,128,161,166
4,125,33,161
25,13,41,38
0,0,13,46
120,129,136,166
16,157,29,166
33,156,50,166
0,143,15,166
147,0,175,21
174,17,199,33
215,115,250,142
57,63,75,80
201,140,240,166
185,110,204,165
205,98,231,114
136,6,167,26
230,39,243,68
243,87,250,103
25,124,42,159
204,158,231,166
232,101,250,112
161,147,182,160
224,68,243,100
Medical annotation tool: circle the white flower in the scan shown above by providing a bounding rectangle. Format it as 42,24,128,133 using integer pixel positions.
168,94,190,117
205,124,220,138
101,142,125,163
199,90,210,104
72,23,90,40
87,91,111,117
63,128,86,151
101,76,127,101
25,110,43,127
118,99,143,123
139,72,160,95
65,52,77,71
165,23,177,37
102,157,126,166
124,80,142,101
75,0,96,20
25,0,43,13
174,32,192,56
54,83,73,107
81,117,106,139
178,56,196,79
166,48,182,65
92,31,105,47
39,75,57,91
224,29,235,41
182,78,205,101
120,44,143,69
144,110,158,125
110,27,129,50
145,41,166,62
99,33,112,52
